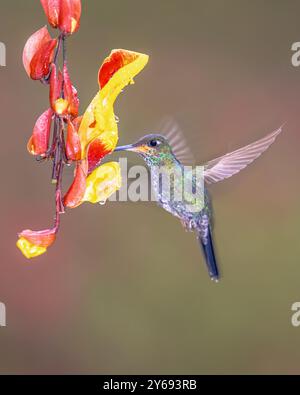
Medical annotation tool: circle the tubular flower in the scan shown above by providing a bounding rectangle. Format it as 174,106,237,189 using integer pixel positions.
27,108,53,156
23,26,57,80
49,63,79,116
63,63,79,117
64,49,149,209
40,0,82,34
49,64,67,114
66,120,81,161
63,161,88,208
79,49,149,170
40,0,60,27
17,228,57,259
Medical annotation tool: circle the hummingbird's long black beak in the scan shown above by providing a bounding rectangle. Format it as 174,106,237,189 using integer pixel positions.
114,144,135,152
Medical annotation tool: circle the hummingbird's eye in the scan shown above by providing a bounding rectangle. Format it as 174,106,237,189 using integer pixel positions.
149,139,159,147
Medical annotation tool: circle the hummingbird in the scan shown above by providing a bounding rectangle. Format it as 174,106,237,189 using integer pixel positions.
115,124,282,282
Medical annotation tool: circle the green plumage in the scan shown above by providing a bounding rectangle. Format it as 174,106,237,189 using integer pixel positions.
115,126,282,282
115,134,219,281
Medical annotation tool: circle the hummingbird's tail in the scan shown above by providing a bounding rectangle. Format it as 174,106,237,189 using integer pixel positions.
196,218,220,282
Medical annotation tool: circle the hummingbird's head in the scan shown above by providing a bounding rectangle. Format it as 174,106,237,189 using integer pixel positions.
115,134,174,166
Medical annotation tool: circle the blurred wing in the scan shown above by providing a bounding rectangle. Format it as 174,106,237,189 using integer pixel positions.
160,117,195,165
204,126,283,185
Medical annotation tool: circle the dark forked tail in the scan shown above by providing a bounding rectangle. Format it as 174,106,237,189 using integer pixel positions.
196,219,220,282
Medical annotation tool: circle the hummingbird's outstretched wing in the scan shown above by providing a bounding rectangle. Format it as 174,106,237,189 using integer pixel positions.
159,117,195,165
204,126,283,185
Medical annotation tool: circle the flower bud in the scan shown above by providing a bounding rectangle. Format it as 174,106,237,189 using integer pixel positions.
66,120,81,161
27,109,53,156
23,26,57,80
40,0,82,35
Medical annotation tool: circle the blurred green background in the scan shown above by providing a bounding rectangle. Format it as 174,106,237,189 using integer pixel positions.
0,0,300,374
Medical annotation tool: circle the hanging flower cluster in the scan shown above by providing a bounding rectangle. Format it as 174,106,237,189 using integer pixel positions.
17,0,149,259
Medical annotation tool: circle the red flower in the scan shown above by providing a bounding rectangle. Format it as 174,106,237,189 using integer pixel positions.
63,63,80,117
49,63,79,116
17,228,57,259
49,63,68,115
66,120,81,161
40,0,60,28
23,26,57,80
40,0,82,35
64,49,149,209
27,109,53,156
19,228,56,248
63,161,88,208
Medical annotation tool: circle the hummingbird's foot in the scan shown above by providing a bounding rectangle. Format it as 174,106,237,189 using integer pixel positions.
181,219,188,230
181,219,197,232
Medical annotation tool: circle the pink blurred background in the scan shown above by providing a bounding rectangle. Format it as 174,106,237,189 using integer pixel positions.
0,0,300,374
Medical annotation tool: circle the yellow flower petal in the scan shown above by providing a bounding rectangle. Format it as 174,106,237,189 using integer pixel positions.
83,162,121,204
16,237,47,259
79,51,149,156
65,50,148,207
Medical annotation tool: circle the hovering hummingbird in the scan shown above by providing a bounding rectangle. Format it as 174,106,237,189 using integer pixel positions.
115,123,282,282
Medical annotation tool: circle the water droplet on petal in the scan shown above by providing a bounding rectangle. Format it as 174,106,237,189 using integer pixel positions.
99,200,107,206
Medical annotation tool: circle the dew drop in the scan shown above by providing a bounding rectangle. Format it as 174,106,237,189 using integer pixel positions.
99,200,107,206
